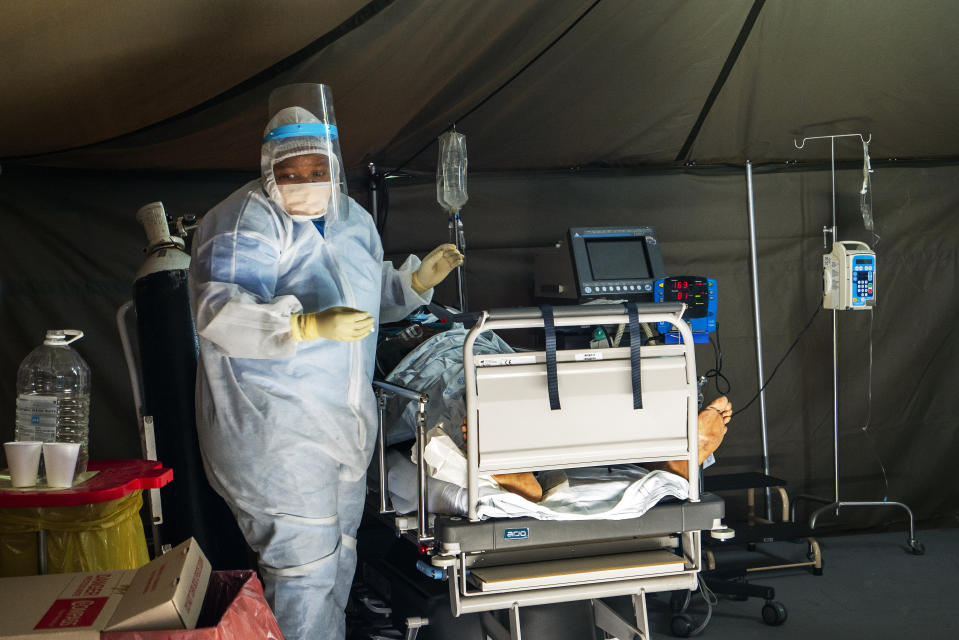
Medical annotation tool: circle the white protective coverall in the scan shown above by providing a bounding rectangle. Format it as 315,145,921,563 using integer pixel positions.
189,92,430,639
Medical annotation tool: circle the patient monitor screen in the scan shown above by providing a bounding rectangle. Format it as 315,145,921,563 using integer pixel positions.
585,239,652,280
568,226,666,299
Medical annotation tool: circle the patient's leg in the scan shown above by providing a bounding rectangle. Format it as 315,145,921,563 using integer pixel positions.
645,396,732,480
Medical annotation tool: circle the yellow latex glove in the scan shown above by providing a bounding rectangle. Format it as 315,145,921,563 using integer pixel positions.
290,307,375,342
411,243,464,295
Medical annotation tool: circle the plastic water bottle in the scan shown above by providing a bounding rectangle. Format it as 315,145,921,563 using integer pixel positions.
15,330,91,477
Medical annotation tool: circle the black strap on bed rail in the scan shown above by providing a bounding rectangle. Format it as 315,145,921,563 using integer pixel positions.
626,302,644,409
540,305,562,410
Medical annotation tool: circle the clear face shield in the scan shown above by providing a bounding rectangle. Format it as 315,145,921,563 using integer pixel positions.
261,84,347,221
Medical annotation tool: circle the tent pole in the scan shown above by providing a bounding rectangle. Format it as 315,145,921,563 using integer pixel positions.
746,160,773,521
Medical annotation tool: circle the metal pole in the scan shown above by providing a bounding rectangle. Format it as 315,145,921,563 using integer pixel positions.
368,163,379,224
376,391,393,514
38,529,47,574
455,213,468,311
830,138,841,510
449,212,467,311
509,603,523,640
746,161,773,521
416,396,432,542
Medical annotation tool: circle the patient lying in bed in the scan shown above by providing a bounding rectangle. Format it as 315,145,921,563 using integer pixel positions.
382,324,733,517
475,395,731,501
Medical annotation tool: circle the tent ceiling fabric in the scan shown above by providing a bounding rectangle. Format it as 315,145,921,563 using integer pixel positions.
0,0,367,157
2,0,957,172
693,0,959,163
398,0,752,171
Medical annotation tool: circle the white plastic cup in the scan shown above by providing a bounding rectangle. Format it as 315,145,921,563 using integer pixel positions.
42,442,81,488
4,441,43,487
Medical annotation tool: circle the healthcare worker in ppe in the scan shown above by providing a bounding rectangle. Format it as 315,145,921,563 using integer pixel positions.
188,83,462,640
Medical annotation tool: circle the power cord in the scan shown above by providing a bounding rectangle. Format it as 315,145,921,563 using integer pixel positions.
734,304,822,417
858,308,890,501
704,324,731,396
734,303,890,500
671,575,717,636
693,575,718,634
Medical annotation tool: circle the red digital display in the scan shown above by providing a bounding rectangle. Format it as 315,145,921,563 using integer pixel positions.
664,277,708,319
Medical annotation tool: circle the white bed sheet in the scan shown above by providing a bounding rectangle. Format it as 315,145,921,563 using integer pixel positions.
387,429,689,521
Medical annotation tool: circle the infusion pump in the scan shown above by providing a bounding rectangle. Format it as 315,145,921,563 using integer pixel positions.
823,240,876,310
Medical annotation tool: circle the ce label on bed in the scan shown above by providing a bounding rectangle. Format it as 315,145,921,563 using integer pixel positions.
504,527,530,540
477,355,537,367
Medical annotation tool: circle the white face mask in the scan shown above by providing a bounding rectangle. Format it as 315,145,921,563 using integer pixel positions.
277,182,332,217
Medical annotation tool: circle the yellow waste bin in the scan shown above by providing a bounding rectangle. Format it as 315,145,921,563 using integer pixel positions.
0,490,149,576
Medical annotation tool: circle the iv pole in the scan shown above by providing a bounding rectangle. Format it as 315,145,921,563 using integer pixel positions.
792,133,923,555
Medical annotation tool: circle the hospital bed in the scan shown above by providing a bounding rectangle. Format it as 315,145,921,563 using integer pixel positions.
368,303,726,640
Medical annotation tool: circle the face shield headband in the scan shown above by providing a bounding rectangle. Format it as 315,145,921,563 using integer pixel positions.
264,122,338,144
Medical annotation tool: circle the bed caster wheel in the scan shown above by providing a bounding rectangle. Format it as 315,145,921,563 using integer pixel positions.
670,613,695,637
907,539,925,555
761,600,787,626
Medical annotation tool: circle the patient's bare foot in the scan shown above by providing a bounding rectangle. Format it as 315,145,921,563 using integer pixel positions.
646,396,732,480
461,419,544,501
698,396,731,465
491,473,544,502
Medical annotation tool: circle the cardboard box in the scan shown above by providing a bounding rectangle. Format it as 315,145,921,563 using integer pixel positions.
0,538,210,639
102,571,285,640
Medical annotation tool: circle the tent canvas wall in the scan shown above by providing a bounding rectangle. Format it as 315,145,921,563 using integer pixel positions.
1,0,957,532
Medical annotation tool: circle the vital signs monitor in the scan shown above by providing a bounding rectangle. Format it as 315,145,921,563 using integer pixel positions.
568,226,666,301
653,276,718,343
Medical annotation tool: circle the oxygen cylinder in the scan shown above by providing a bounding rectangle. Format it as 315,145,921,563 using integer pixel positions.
133,202,249,568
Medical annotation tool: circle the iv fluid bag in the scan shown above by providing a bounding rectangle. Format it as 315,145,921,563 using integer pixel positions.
860,194,874,231
437,131,468,213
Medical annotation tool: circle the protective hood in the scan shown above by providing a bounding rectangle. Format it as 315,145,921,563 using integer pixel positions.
261,84,346,222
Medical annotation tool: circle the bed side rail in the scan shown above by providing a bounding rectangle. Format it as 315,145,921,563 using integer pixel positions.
463,303,700,521
483,302,684,323
372,379,432,543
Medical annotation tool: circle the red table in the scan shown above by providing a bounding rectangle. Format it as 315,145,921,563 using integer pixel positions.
0,460,173,572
